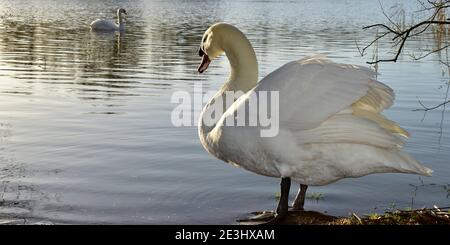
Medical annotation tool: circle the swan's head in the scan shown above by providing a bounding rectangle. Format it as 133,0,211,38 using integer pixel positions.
198,23,240,73
117,8,127,16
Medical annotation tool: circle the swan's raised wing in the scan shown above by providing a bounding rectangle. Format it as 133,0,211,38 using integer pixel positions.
251,56,407,149
254,57,375,130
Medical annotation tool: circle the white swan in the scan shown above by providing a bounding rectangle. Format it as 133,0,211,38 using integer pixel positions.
196,23,432,223
90,8,127,32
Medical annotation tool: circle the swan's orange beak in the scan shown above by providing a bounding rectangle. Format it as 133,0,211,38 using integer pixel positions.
197,48,210,73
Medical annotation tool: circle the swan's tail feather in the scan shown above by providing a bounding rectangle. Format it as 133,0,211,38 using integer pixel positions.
359,146,433,177
380,150,433,177
394,151,433,176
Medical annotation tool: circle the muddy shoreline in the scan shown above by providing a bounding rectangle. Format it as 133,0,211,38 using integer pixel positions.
2,207,449,225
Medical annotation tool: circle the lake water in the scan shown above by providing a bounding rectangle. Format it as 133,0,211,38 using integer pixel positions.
0,0,449,224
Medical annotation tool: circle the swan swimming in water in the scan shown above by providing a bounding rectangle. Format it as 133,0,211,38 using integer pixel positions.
90,8,127,32
196,23,432,224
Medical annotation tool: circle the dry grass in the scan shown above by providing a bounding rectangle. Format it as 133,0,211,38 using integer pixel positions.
239,206,450,225
332,206,450,225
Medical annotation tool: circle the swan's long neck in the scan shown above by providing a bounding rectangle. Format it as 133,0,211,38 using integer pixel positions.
223,33,259,93
199,30,258,137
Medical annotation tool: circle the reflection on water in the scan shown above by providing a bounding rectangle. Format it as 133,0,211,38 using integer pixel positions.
0,18,149,103
0,0,449,224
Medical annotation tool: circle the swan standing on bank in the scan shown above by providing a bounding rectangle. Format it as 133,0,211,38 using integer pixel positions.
196,23,432,223
90,8,127,31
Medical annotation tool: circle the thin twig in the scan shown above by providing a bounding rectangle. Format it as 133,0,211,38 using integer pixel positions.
411,43,450,60
358,31,390,56
413,98,450,111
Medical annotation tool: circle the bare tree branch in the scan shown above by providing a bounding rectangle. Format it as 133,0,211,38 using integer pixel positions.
366,30,410,64
364,21,450,64
362,1,450,115
362,23,399,34
362,0,450,64
414,98,450,111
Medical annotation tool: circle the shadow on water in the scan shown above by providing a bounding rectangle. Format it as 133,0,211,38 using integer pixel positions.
0,159,63,224
0,121,60,224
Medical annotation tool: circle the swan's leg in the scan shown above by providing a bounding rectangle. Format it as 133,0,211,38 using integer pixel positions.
263,177,291,225
276,177,291,214
292,184,308,211
237,177,291,224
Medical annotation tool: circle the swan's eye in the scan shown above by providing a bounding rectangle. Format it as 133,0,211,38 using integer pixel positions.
198,48,204,57
203,35,208,43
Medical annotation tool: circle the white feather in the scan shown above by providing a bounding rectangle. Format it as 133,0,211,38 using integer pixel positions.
90,8,126,31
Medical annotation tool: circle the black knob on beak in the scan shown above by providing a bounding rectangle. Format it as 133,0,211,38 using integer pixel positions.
198,48,204,57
